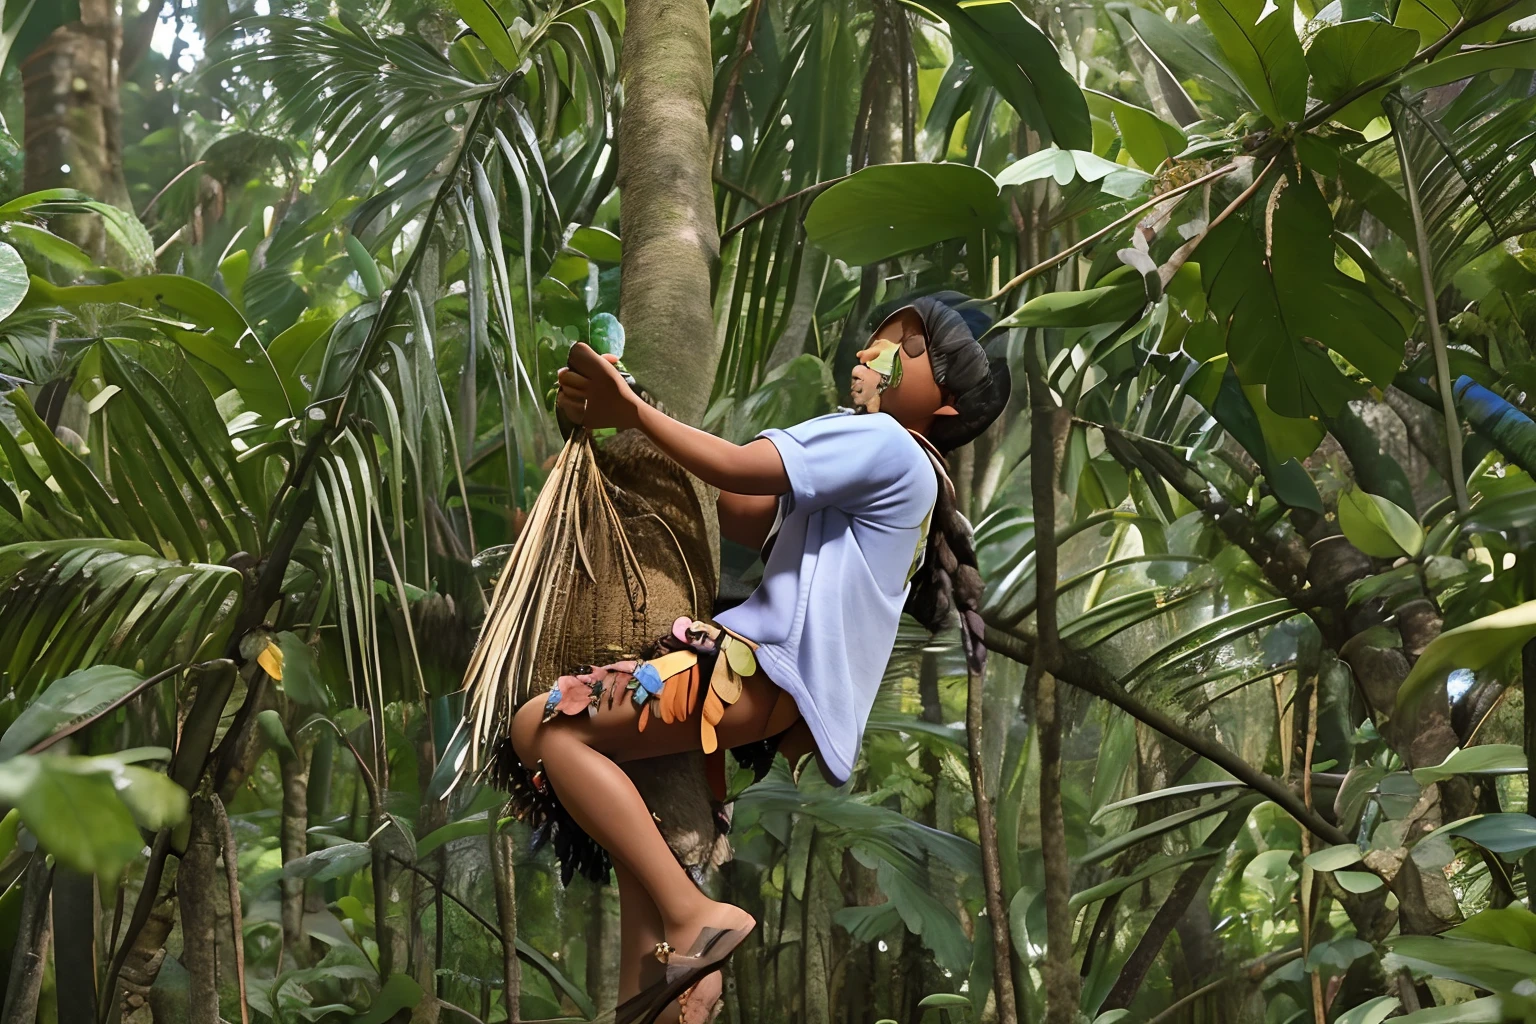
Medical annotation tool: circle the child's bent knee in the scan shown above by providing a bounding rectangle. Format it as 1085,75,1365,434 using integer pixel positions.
509,698,545,767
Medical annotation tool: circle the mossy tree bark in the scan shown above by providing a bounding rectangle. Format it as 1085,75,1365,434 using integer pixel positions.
615,0,720,427
19,0,132,260
181,797,222,1023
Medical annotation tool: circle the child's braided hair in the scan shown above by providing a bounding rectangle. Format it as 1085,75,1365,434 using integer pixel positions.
903,449,988,672
886,294,1007,671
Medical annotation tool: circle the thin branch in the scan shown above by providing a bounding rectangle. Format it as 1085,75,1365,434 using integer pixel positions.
985,162,1239,302
1143,949,1304,1024
1157,153,1280,289
720,176,849,244
712,172,763,207
1299,0,1527,131
27,663,185,753
138,161,206,219
211,796,250,1024
708,0,767,163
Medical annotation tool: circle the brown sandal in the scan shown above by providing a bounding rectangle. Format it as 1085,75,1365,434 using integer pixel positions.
613,921,755,1024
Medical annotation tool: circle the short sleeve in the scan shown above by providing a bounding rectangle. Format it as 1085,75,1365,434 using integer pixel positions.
760,412,930,520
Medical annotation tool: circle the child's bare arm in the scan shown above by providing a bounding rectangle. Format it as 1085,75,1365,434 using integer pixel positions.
557,343,791,496
717,491,779,549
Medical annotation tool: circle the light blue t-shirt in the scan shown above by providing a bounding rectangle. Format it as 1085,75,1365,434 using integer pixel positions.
715,410,938,784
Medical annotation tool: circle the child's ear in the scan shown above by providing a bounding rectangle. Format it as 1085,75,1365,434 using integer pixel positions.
934,404,959,417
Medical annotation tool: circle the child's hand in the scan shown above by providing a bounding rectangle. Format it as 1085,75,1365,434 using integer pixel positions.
556,343,640,430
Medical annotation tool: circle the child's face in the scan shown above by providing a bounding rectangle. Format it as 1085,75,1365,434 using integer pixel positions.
851,308,946,425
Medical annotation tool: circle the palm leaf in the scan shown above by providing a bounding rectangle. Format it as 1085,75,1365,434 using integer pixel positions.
1386,87,1536,286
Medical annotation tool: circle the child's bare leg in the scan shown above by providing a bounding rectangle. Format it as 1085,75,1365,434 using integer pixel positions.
615,863,664,1002
510,673,794,964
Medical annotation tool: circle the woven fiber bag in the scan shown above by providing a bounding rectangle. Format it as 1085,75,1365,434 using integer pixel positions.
464,424,730,876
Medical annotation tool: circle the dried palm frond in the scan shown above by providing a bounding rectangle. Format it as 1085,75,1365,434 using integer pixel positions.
463,428,651,773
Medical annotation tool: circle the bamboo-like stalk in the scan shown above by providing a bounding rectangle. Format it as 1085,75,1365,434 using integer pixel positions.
1392,98,1469,513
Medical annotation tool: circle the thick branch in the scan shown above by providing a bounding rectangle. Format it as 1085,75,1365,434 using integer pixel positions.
983,623,1352,846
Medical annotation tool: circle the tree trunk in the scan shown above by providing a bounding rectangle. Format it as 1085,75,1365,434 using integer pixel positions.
615,0,720,427
20,0,133,260
182,797,223,1023
1,858,52,1024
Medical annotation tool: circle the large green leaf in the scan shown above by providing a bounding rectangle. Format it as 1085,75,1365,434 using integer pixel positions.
1337,487,1423,557
1385,934,1536,992
1392,997,1507,1023
1195,0,1308,126
355,974,423,1024
1196,174,1406,419
28,276,292,421
1183,357,1324,510
1446,813,1536,856
999,265,1155,329
1334,998,1400,1024
906,0,1091,150
1084,90,1188,171
1398,602,1536,708
0,753,167,881
0,241,25,322
995,147,1151,196
1114,5,1247,105
1450,906,1536,951
451,0,523,73
1305,20,1420,104
0,190,154,273
803,162,1002,265
0,540,242,693
1413,744,1527,785
0,665,145,759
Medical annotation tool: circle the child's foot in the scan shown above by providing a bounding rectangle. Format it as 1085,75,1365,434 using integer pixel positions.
662,902,755,966
680,970,723,1023
651,971,722,1024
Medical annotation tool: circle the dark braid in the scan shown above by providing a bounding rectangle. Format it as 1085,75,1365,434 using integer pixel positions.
903,449,988,674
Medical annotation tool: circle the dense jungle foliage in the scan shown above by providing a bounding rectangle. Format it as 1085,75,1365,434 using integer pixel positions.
3,0,1536,1020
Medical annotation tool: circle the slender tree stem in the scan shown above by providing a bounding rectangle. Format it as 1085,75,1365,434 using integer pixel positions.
708,0,766,163
1025,337,1080,1023
1392,100,1468,512
1301,676,1325,1024
1524,641,1536,912
965,658,1020,1024
490,803,521,1024
212,796,251,1024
